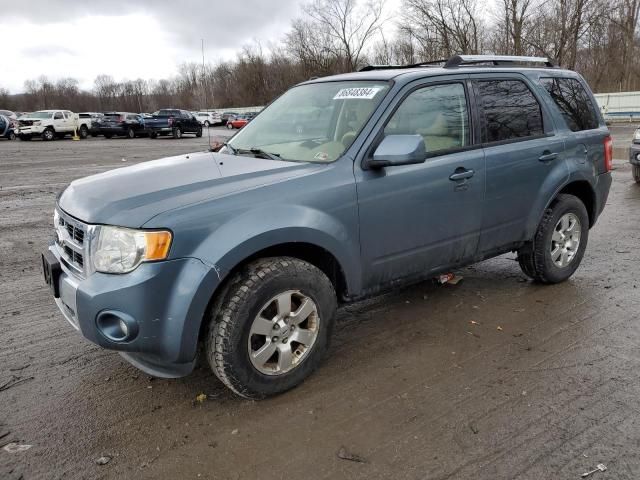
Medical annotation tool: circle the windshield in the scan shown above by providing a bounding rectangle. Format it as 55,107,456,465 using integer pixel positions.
226,81,390,163
28,111,54,119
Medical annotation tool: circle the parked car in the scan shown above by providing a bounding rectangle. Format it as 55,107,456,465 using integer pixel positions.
194,111,223,127
17,110,90,140
0,114,16,140
0,109,17,120
145,109,202,139
43,55,611,399
79,112,103,137
630,128,640,183
226,114,254,129
221,111,238,126
96,112,147,139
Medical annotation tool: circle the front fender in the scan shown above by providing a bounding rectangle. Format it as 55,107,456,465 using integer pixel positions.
190,204,361,295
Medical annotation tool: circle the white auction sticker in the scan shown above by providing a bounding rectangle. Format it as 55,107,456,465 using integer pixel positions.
333,87,382,100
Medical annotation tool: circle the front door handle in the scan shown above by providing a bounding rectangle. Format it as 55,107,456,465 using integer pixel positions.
449,168,475,181
539,151,559,162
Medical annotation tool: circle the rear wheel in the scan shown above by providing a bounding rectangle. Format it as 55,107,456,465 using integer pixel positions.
227,122,234,129
127,127,135,139
633,165,640,183
204,120,210,127
206,257,337,399
79,125,88,139
173,127,182,139
8,131,16,140
42,128,55,141
195,126,203,138
517,194,589,284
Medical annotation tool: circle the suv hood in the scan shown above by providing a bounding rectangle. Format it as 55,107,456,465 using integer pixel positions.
59,151,320,226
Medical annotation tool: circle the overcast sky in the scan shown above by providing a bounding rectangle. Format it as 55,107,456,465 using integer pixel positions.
1,0,331,93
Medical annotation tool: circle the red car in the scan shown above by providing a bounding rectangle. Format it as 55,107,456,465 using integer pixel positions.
226,114,255,129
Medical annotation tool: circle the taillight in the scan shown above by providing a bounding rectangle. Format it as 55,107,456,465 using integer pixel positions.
168,116,174,126
604,135,613,172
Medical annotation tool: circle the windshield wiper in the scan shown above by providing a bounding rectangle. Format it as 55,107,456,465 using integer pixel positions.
236,147,282,161
221,142,237,155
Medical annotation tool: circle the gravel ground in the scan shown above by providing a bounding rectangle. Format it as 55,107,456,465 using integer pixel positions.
0,126,639,480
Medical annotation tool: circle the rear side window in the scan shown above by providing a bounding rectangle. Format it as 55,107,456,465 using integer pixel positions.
474,79,544,143
540,77,599,131
384,83,470,154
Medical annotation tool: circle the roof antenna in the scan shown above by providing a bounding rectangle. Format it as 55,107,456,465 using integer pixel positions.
202,38,213,151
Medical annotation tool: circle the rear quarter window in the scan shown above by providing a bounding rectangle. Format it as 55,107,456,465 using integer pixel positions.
540,77,599,132
474,79,544,143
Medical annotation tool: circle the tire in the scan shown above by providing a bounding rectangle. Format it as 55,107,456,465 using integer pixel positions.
173,127,182,139
79,125,88,139
127,127,135,139
206,257,337,399
195,127,203,138
42,128,55,141
204,120,210,127
633,165,640,183
227,122,234,129
517,194,589,284
104,134,113,139
8,131,16,140
149,131,158,139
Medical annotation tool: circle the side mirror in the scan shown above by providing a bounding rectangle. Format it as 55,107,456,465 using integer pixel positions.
367,135,426,169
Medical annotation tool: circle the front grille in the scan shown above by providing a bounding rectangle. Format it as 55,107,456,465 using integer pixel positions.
55,209,88,276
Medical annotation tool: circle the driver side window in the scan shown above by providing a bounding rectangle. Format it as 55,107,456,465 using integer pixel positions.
384,83,470,154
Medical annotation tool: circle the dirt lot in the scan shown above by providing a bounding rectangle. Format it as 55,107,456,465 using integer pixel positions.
1,126,639,480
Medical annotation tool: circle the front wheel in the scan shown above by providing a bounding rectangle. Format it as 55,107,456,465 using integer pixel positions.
204,120,210,127
633,165,640,183
227,122,234,129
206,257,337,399
79,125,88,139
517,194,589,284
8,131,16,140
149,131,158,139
172,127,182,139
195,127,203,138
127,127,135,139
42,128,55,141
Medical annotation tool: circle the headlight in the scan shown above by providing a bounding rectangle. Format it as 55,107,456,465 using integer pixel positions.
91,226,172,274
634,129,640,141
33,121,41,126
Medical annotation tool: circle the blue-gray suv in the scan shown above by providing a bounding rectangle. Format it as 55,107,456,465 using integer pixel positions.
42,55,612,398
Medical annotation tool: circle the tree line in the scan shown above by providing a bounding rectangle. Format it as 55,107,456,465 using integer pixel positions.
2,0,639,113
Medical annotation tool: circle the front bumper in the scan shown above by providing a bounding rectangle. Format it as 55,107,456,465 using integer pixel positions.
629,144,640,165
47,244,218,377
17,126,45,136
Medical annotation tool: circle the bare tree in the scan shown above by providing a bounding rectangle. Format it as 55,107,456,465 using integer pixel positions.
297,0,386,71
402,0,483,59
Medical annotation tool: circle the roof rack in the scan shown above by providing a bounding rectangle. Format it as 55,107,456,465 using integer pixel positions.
358,54,556,72
445,54,556,68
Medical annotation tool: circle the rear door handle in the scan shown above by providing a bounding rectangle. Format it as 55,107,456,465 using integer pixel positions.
449,168,475,181
539,152,559,162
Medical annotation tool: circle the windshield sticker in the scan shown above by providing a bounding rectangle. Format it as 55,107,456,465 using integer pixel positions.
314,152,329,161
333,87,382,100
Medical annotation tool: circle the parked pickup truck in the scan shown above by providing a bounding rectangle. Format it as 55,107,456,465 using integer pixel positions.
43,55,611,399
145,109,202,139
17,110,90,140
